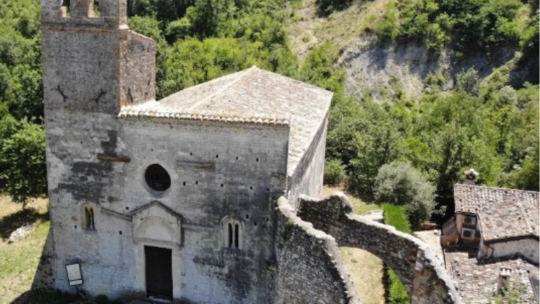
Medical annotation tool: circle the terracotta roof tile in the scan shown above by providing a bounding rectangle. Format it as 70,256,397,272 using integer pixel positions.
454,184,539,214
479,199,539,242
445,250,539,304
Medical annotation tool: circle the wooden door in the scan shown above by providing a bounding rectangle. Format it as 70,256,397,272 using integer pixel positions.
145,246,173,300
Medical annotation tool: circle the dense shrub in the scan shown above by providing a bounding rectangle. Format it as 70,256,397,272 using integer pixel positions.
375,162,435,228
324,159,346,186
455,68,481,96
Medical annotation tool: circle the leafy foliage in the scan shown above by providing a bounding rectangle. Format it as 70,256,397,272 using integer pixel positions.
324,159,347,186
369,0,538,66
0,121,46,203
375,162,435,228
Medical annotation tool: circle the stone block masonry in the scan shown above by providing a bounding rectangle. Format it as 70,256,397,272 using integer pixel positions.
296,193,463,304
275,197,360,304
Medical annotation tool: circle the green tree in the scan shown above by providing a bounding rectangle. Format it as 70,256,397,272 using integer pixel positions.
0,121,47,203
455,68,480,96
324,159,346,186
375,161,435,228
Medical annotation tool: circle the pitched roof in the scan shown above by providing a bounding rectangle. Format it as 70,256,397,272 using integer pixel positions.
479,199,539,243
454,184,539,214
444,251,539,304
119,66,333,176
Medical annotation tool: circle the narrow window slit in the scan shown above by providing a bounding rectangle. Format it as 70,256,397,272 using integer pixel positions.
61,0,71,17
92,0,100,17
234,224,239,249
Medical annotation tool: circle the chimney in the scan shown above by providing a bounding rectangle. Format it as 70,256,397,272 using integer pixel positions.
464,168,479,185
497,267,512,295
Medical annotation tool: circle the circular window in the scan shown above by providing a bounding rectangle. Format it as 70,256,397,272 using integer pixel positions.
145,164,171,192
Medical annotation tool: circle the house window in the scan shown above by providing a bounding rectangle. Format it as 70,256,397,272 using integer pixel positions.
145,164,171,192
224,219,241,249
81,203,97,230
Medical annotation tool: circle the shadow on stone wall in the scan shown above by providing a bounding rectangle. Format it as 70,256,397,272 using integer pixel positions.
296,192,462,304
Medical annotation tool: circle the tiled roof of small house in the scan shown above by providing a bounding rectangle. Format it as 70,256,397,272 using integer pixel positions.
479,199,539,243
119,66,333,176
454,184,539,214
445,250,539,304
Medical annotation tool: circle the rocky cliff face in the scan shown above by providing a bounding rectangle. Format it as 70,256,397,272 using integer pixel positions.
338,34,523,101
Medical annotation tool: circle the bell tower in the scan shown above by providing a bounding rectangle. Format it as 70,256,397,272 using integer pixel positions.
40,0,157,294
41,0,156,115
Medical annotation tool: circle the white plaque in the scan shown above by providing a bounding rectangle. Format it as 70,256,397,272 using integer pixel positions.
66,263,83,286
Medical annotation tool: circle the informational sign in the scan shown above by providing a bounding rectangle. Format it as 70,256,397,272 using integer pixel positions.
66,263,83,286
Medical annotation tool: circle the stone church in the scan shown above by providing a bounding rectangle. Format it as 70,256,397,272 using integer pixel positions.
41,0,332,303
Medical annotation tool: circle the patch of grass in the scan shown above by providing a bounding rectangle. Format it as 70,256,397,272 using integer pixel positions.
340,247,385,304
382,203,411,304
381,203,411,233
0,197,50,303
387,269,410,304
0,207,49,240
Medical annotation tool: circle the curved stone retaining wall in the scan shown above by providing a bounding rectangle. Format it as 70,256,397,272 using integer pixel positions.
275,197,360,304
296,193,462,304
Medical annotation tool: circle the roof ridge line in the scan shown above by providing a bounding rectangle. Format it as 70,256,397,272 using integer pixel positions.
455,183,540,194
186,66,257,112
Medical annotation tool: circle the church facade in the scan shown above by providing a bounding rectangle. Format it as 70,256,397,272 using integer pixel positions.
41,0,331,303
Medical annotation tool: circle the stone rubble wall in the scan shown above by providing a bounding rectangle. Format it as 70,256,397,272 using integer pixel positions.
275,197,360,304
296,193,462,304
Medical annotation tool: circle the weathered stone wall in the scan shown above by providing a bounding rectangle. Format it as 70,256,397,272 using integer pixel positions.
118,119,289,303
297,193,462,304
46,111,289,302
42,0,289,302
120,31,156,106
42,0,142,291
288,114,328,208
275,197,360,304
480,238,539,262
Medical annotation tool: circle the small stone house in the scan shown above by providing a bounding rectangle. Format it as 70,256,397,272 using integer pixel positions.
442,183,539,303
443,183,539,260
41,0,332,302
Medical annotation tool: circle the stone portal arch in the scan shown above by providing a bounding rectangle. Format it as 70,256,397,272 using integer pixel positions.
296,193,461,304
